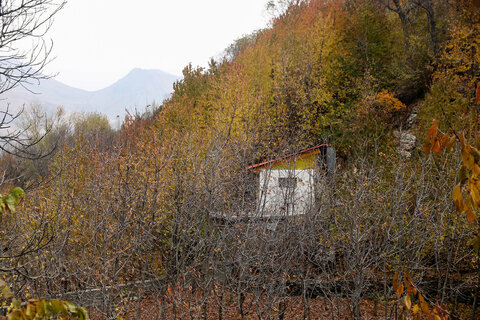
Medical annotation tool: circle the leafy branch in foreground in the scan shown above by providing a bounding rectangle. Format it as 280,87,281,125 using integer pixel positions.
424,118,480,253
0,187,24,213
0,188,89,320
0,284,88,320
392,270,449,320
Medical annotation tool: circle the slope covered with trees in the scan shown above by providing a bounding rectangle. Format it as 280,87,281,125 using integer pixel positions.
2,0,480,319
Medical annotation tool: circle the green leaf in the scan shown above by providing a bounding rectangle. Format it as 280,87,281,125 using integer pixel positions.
0,188,26,214
1,284,12,299
77,306,89,319
4,196,16,213
3,298,88,320
34,300,46,318
64,301,88,320
9,188,24,200
24,300,36,318
11,299,21,309
64,301,77,313
48,299,68,316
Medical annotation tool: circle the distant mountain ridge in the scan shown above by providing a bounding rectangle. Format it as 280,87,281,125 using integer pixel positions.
0,68,181,119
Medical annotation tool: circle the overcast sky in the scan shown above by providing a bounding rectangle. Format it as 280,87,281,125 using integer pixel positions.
44,0,271,91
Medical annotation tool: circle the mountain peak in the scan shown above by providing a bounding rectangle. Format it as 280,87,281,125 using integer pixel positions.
0,67,182,120
126,68,179,78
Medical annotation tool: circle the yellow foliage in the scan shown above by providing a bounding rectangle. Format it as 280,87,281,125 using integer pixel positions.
375,90,407,112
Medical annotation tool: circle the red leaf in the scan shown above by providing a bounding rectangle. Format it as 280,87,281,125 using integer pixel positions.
476,82,480,103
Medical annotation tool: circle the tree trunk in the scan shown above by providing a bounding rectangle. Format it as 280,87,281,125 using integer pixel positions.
391,0,411,54
422,0,439,54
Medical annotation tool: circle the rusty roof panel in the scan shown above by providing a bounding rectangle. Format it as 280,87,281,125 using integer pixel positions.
247,144,329,170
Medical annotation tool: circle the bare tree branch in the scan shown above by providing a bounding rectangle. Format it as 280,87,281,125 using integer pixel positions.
0,0,65,159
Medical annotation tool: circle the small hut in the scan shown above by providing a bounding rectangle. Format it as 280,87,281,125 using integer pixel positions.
248,145,335,217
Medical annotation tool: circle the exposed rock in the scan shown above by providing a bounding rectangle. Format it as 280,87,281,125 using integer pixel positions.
406,105,419,129
394,131,417,158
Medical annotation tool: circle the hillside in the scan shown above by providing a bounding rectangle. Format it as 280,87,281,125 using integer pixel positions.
2,1,480,319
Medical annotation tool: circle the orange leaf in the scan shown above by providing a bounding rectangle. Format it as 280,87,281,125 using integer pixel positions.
452,184,464,212
420,300,431,316
396,282,404,298
466,205,476,223
462,146,475,169
404,270,412,290
471,183,480,207
392,272,399,290
460,132,466,148
405,268,412,281
441,133,450,147
445,135,456,152
419,293,425,303
473,164,480,176
427,119,438,137
432,137,442,153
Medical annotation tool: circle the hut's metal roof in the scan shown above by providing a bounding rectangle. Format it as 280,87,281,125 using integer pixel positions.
247,144,329,170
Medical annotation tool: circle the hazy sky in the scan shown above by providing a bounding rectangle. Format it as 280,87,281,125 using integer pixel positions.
44,0,271,91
